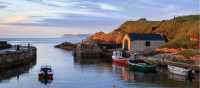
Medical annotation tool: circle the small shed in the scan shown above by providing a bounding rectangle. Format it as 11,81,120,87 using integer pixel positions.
122,33,165,53
0,41,11,49
0,41,8,45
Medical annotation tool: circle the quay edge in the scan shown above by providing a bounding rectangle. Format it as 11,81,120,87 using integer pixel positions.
0,46,37,71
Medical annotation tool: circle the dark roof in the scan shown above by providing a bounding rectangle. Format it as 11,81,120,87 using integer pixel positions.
128,33,165,41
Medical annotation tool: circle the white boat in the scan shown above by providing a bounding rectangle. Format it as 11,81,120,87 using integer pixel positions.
112,50,128,66
167,65,189,76
112,50,123,60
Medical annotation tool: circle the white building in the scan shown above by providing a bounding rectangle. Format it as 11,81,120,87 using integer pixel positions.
122,33,166,54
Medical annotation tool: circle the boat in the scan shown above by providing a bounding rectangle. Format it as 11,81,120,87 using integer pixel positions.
38,65,53,80
112,50,129,66
167,65,190,76
128,59,156,73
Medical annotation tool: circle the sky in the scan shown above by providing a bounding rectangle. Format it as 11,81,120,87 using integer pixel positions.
0,0,199,37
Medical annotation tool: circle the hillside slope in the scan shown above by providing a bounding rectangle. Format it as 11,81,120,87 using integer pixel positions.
113,15,200,49
88,15,199,49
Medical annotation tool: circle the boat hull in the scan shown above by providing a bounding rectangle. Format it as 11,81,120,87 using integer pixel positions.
128,64,156,73
168,65,189,76
38,74,53,80
128,60,156,73
112,58,128,66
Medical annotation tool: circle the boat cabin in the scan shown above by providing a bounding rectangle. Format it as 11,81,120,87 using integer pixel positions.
112,50,123,59
112,50,130,59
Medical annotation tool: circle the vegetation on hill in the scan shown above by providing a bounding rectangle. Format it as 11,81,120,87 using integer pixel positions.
177,49,199,58
88,32,124,44
113,15,200,49
88,15,199,49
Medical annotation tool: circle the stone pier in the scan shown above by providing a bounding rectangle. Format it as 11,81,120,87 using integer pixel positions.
0,46,37,71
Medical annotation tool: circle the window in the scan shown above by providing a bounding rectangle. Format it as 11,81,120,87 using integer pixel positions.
146,41,150,47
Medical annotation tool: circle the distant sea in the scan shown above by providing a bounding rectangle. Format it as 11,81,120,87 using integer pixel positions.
0,35,89,45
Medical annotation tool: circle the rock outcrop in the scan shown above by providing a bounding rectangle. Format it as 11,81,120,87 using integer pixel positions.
88,31,124,44
55,42,77,50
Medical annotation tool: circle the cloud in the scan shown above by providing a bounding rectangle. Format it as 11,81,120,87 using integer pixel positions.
0,0,126,25
97,3,121,11
0,0,198,35
0,5,6,8
26,0,67,7
0,1,10,9
0,1,10,5
6,15,122,28
1,16,29,24
0,25,83,35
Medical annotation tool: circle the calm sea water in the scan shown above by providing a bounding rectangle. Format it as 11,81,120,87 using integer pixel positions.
0,36,198,88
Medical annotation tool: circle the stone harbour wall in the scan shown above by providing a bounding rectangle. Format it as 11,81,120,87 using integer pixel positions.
0,46,36,71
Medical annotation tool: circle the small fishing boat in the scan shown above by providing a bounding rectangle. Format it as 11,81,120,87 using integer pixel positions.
167,65,190,76
38,65,53,80
112,50,129,66
128,59,156,73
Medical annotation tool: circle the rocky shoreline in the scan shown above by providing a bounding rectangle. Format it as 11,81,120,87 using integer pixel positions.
55,42,77,50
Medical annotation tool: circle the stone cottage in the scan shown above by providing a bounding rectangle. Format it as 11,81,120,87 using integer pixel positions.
122,33,166,54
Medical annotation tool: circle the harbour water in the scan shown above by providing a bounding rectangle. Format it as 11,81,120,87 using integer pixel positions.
0,36,198,88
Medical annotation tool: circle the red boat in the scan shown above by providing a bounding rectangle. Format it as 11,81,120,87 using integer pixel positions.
38,65,53,80
112,50,128,66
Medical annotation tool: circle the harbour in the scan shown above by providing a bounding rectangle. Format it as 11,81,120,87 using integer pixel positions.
0,37,198,88
0,1,199,87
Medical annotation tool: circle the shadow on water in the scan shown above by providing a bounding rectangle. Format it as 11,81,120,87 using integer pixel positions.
73,57,114,77
74,57,199,88
112,64,199,88
73,57,113,72
0,60,36,83
38,79,53,85
74,57,112,65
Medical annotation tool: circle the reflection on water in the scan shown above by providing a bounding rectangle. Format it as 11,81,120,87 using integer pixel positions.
73,57,113,74
168,73,187,81
0,60,36,83
74,57,198,88
0,44,198,88
74,57,111,65
38,79,53,85
112,64,129,81
112,64,198,88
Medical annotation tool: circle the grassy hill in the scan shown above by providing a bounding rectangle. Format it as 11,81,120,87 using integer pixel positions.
113,15,200,49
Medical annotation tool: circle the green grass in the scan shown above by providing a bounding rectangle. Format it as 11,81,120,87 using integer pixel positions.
160,35,198,49
177,49,199,58
0,45,11,49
